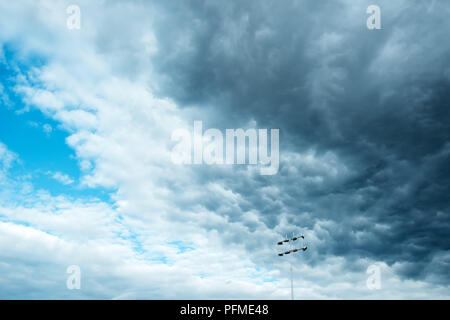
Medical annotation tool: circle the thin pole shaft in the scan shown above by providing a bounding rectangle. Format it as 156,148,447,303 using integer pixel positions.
290,262,294,300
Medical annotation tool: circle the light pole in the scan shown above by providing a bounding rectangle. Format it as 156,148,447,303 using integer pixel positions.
277,233,307,300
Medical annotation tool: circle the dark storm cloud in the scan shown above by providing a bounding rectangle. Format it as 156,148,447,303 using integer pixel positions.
148,0,450,283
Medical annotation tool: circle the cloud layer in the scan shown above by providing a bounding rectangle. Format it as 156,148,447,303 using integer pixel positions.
0,0,449,299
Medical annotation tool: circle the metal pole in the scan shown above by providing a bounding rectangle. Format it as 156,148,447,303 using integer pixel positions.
276,232,307,300
290,262,294,300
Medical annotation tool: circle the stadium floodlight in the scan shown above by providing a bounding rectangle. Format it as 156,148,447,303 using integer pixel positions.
276,232,307,300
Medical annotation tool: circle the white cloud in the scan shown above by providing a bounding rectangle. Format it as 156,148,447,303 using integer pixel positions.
0,0,447,299
0,142,17,176
43,123,53,135
51,171,74,185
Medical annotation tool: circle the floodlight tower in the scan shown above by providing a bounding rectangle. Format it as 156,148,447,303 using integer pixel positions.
277,232,307,300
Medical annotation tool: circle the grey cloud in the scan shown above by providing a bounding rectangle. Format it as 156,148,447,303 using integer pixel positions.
0,0,449,298
142,0,450,285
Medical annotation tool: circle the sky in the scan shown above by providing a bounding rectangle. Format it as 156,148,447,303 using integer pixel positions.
0,0,449,299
